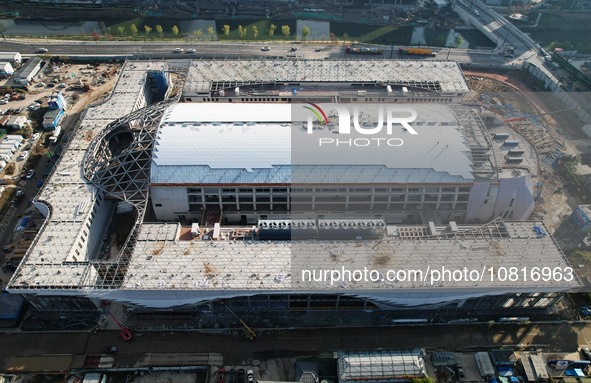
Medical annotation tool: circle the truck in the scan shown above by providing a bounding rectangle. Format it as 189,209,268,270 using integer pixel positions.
399,47,437,57
49,125,62,144
474,352,496,379
345,46,383,55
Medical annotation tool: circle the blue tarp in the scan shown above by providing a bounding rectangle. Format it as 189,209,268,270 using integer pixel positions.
565,369,585,377
17,216,30,230
498,367,514,377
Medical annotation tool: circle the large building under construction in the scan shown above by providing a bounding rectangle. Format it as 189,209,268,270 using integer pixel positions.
5,59,577,320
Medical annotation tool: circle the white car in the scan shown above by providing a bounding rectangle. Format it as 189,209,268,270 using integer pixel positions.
36,48,48,53
19,151,29,160
187,48,196,53
260,46,270,51
35,82,46,88
247,370,254,383
473,9,480,15
32,133,41,140
173,48,184,53
26,169,35,179
0,100,7,105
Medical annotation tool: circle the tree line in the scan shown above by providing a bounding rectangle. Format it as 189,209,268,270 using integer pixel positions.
113,23,312,40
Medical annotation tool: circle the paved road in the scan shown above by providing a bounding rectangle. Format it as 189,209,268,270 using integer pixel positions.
0,322,590,369
0,39,510,65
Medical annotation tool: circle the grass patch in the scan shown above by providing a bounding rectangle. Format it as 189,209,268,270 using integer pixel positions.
528,12,591,53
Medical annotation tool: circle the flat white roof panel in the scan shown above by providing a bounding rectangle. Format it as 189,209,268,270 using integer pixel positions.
151,103,475,183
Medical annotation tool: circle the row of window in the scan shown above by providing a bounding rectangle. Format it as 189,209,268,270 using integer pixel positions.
187,186,471,194
185,201,469,211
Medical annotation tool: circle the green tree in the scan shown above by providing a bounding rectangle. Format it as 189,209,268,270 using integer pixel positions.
252,25,259,39
207,26,215,40
455,35,464,48
155,25,164,39
268,23,277,37
222,24,231,39
301,25,310,41
130,23,138,36
281,25,290,39
144,25,152,37
193,28,203,40
171,25,179,36
116,26,125,36
238,25,245,38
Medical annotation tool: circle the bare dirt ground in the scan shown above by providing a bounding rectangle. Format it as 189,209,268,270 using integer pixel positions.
464,71,589,233
68,75,119,115
463,70,591,281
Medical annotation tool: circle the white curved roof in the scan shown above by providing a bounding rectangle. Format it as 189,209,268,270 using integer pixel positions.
151,102,475,184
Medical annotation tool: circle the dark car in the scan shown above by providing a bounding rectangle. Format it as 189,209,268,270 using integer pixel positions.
218,368,225,383
456,365,466,383
237,369,245,383
13,189,25,204
580,306,591,317
289,47,297,52
229,369,236,383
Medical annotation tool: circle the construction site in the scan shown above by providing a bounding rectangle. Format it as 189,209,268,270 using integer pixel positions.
0,55,589,337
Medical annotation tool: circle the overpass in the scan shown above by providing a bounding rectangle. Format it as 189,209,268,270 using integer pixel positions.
453,0,591,127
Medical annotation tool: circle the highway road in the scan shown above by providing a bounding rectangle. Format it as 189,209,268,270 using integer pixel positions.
0,39,511,65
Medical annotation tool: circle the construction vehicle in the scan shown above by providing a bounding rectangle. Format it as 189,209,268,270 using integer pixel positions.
224,304,256,340
345,46,383,55
101,302,133,341
398,47,437,57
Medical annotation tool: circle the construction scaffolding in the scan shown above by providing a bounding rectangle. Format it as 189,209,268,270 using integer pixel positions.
183,59,470,97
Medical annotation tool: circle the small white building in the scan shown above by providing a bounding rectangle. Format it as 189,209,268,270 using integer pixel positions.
6,116,28,130
0,134,23,162
0,134,24,151
0,62,14,77
0,149,12,162
433,0,448,9
0,52,22,64
14,57,43,86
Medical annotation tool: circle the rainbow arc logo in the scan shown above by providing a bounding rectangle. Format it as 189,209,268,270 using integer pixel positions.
303,102,329,125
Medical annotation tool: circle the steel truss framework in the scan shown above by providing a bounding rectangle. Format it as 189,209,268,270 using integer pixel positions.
448,104,498,179
82,101,173,288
